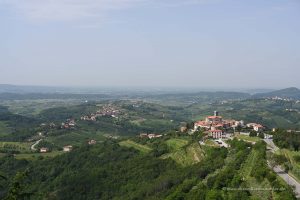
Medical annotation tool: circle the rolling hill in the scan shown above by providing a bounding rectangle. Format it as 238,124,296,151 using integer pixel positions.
252,87,300,99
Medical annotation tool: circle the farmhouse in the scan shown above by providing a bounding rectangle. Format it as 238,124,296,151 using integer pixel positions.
148,134,163,139
88,140,97,145
140,133,162,139
246,123,264,132
40,147,49,153
63,145,73,152
139,133,148,138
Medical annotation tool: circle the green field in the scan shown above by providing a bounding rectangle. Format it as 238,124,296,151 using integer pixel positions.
47,131,106,147
278,149,300,182
119,140,152,153
0,121,11,136
203,139,218,147
161,141,205,166
235,134,261,143
0,141,32,153
239,149,273,199
15,151,65,160
1,99,82,116
165,138,189,151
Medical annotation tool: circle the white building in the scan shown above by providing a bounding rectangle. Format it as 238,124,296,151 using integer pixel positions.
207,130,226,139
63,145,73,152
40,147,49,153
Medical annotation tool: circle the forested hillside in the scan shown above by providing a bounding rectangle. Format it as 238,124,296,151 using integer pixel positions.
0,138,296,199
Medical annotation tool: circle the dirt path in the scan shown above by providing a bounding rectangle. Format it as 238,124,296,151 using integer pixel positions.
31,139,42,151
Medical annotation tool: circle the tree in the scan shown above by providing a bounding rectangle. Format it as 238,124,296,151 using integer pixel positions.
258,132,264,139
4,170,32,200
235,125,242,134
249,131,257,137
205,190,223,200
0,173,7,189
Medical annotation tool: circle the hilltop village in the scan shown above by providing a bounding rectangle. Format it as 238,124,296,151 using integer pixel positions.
193,111,264,139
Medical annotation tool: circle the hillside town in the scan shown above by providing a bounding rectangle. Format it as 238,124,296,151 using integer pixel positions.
81,104,121,121
193,111,264,139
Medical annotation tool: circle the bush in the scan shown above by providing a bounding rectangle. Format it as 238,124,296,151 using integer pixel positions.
249,131,257,137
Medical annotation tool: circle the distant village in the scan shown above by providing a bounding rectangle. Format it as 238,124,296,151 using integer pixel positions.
81,104,121,121
33,104,123,153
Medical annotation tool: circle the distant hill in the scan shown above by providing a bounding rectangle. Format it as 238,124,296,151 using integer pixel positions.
2,84,300,101
0,84,70,94
0,84,251,102
0,92,111,101
252,87,300,99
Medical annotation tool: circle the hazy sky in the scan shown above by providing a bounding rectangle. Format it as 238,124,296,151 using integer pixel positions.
0,0,299,89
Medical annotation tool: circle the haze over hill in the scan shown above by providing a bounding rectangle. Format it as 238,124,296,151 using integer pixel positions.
0,84,275,94
252,87,300,99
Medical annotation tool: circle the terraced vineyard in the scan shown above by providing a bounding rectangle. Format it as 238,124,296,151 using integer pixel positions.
119,140,152,153
239,148,273,199
161,138,205,166
0,141,32,153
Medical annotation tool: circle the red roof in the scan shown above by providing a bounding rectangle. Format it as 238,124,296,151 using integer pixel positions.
207,116,222,119
195,121,207,125
254,124,264,128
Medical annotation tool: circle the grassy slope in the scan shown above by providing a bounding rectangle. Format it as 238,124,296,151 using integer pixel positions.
204,139,219,147
239,149,273,199
47,131,106,147
0,121,11,137
0,141,32,153
119,140,152,153
15,151,65,160
165,138,189,150
280,149,300,182
1,99,82,116
235,134,261,143
161,138,205,166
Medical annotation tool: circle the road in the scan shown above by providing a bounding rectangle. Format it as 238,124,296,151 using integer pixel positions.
264,139,300,198
31,139,42,151
264,138,279,153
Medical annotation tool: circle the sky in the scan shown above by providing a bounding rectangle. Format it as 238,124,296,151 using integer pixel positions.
0,0,299,89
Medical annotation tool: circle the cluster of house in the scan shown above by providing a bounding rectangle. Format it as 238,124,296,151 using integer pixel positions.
81,105,121,121
40,140,97,153
40,145,73,153
285,108,300,114
266,96,293,102
40,122,56,129
194,111,264,139
61,119,76,129
139,133,163,139
246,123,264,132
